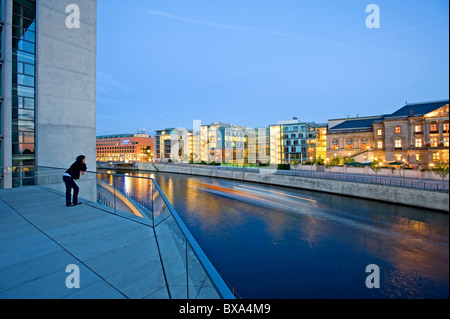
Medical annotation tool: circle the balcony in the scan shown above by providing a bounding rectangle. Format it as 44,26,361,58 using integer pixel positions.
0,167,235,299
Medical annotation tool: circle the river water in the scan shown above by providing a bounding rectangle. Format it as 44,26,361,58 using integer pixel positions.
106,170,449,299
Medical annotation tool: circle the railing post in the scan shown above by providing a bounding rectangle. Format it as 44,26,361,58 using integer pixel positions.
186,239,189,299
151,179,154,226
113,176,117,215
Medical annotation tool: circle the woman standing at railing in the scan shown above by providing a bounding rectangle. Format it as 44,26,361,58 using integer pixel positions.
63,155,87,207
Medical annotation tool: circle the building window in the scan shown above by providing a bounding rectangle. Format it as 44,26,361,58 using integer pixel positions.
377,141,383,149
415,139,422,148
430,123,438,133
430,137,438,147
377,129,383,136
444,123,449,133
11,0,37,188
433,152,440,162
394,139,402,149
395,154,402,161
395,126,401,134
415,125,422,133
416,153,423,162
444,137,449,147
345,138,352,150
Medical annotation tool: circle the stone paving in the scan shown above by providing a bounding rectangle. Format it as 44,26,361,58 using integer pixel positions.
0,186,169,299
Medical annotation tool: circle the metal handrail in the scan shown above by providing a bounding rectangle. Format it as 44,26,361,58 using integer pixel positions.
33,166,235,299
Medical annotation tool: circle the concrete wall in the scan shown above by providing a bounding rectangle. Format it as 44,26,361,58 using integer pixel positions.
36,0,97,173
137,163,449,212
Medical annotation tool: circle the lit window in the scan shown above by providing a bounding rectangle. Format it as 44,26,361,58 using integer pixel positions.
430,137,438,147
444,123,449,133
433,152,440,162
444,137,449,147
377,129,383,136
395,139,402,148
416,153,423,161
395,154,402,161
415,125,422,133
415,139,422,148
395,126,401,133
377,141,383,149
430,124,438,133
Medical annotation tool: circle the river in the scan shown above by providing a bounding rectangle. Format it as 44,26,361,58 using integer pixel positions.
103,170,449,299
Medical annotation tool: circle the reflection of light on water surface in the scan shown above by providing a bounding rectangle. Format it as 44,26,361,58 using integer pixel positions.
237,184,316,203
99,170,449,298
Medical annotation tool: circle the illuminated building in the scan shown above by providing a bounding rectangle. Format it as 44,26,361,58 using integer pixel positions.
96,132,154,163
327,100,449,168
269,118,318,164
153,128,192,162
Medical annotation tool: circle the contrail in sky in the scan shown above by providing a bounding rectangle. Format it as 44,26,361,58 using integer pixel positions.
147,9,347,47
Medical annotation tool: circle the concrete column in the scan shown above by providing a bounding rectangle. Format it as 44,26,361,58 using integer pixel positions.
1,0,12,188
425,121,430,146
36,0,97,200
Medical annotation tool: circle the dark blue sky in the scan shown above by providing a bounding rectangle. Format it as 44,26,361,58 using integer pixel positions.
96,0,449,136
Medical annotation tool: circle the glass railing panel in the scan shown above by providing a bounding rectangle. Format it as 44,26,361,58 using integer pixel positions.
186,240,221,299
153,208,189,299
0,166,235,299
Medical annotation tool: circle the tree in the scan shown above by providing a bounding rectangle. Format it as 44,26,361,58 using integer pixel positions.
432,161,449,187
370,158,382,181
344,156,355,164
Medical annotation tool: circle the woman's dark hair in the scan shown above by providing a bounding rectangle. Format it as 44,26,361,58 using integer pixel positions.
76,155,86,162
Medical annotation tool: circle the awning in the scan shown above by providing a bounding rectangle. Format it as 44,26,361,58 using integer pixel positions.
388,161,404,166
346,162,372,166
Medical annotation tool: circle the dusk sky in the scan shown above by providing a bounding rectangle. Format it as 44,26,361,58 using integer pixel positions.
96,0,449,136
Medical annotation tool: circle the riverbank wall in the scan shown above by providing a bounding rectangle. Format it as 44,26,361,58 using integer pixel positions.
98,162,449,212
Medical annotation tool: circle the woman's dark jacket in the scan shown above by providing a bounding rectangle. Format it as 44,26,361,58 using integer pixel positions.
66,161,87,180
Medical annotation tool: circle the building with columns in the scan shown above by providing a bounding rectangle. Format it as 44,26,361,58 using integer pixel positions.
327,100,449,168
381,100,449,168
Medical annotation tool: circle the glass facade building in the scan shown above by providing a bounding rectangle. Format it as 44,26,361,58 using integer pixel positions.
11,0,35,187
1,0,4,170
1,0,97,190
270,119,318,164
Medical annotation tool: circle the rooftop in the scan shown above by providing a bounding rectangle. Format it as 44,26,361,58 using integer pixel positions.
329,116,386,131
386,99,449,118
